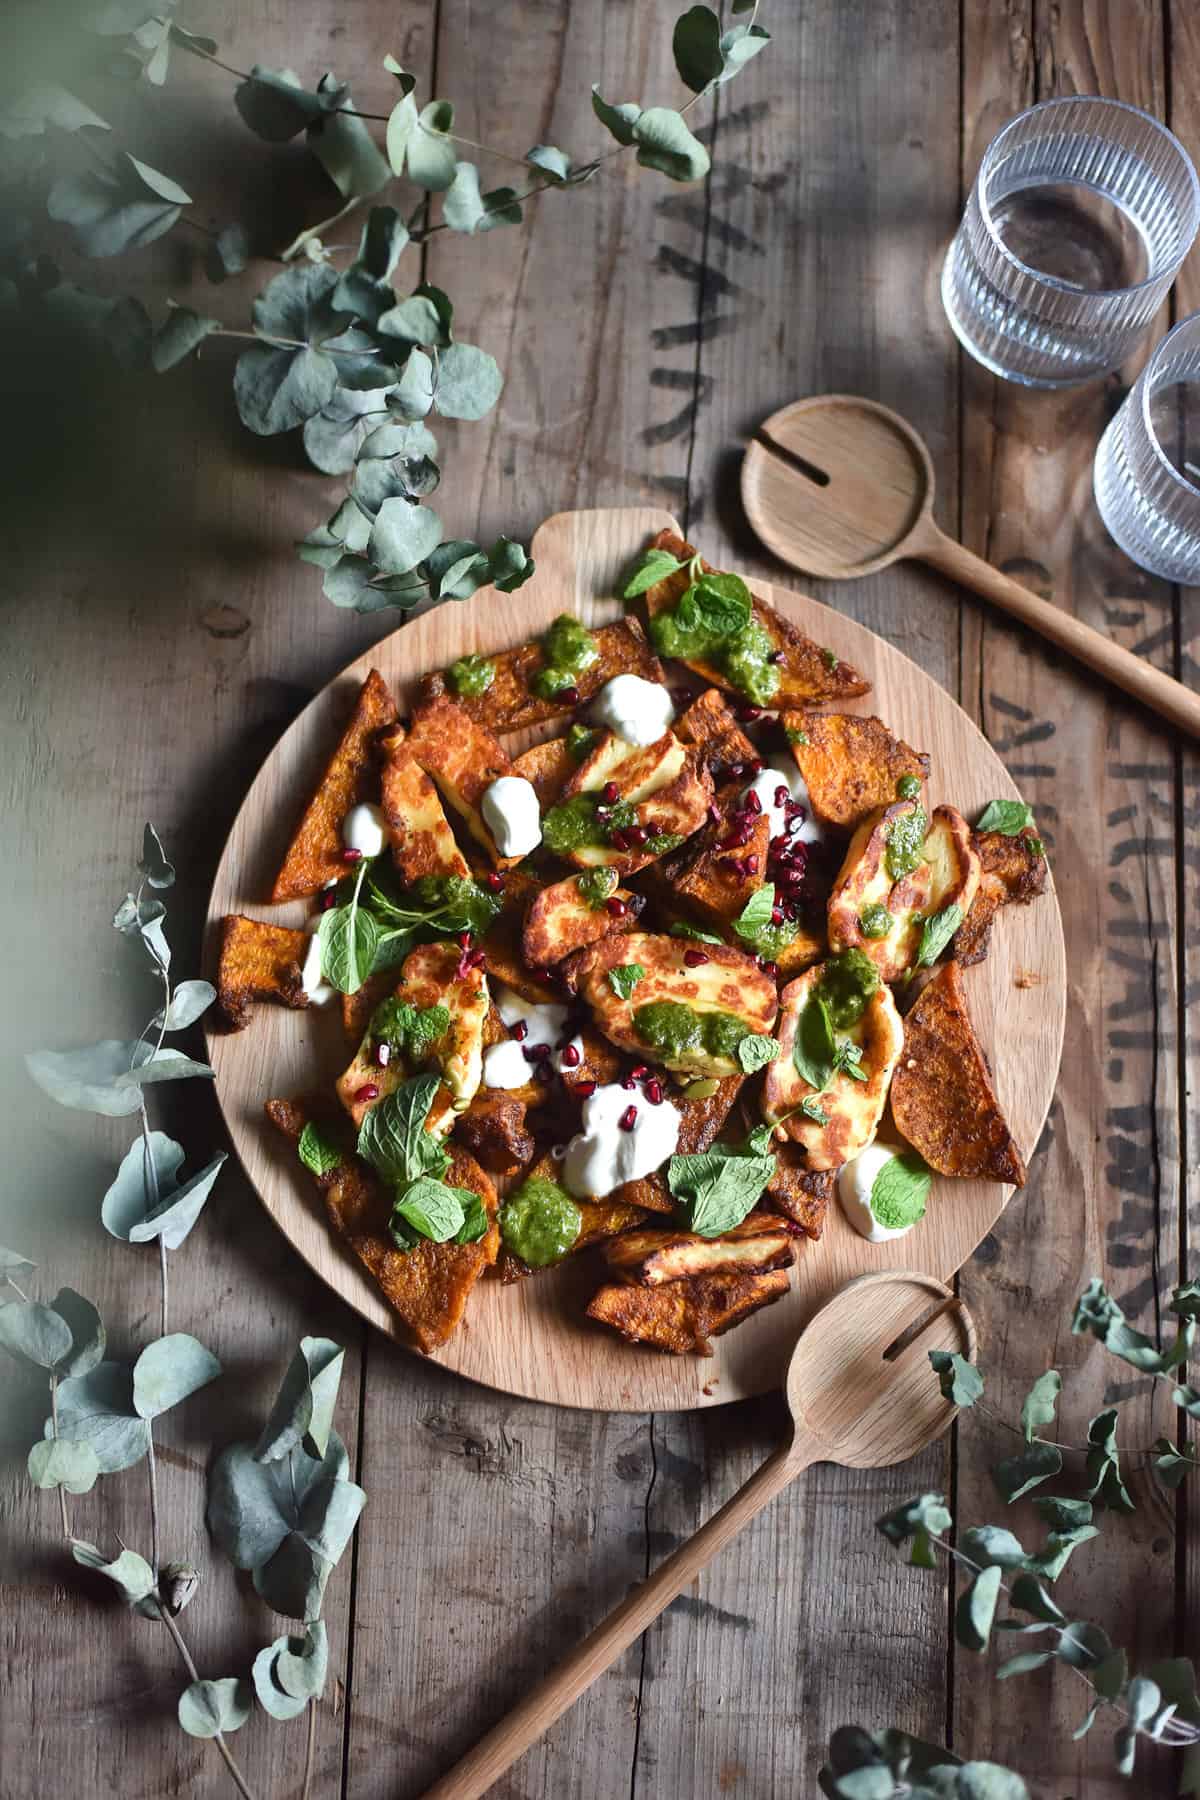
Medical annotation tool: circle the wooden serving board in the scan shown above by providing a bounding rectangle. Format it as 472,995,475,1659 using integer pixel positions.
205,506,1065,1412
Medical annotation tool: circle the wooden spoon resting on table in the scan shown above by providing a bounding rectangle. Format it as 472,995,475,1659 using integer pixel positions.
419,1270,974,1800
740,393,1200,741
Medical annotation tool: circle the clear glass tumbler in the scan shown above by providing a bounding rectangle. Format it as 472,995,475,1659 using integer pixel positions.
1094,310,1200,582
942,95,1199,388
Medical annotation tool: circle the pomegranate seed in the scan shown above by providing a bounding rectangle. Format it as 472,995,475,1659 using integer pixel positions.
738,705,763,723
602,781,620,804
706,803,721,826
457,929,472,949
747,757,764,775
574,1079,597,1098
768,650,785,665
560,685,580,706
320,889,338,911
525,1041,551,1061
744,790,762,816
619,1104,638,1131
540,969,557,986
771,906,784,925
605,897,628,918
467,948,487,969
645,1078,664,1105
769,835,789,857
744,854,759,875
783,901,797,920
610,828,630,850
354,1083,379,1103
512,1019,528,1041
342,847,363,863
630,1064,649,1080
560,1042,581,1068
621,1074,637,1090
684,948,710,967
775,785,790,807
484,871,505,892
763,960,780,978
625,824,649,847
374,1042,391,1067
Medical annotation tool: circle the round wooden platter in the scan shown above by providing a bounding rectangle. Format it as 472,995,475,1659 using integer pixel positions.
206,505,1066,1413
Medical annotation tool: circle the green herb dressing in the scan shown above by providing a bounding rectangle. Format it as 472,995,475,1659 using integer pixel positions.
576,867,618,908
500,1176,582,1268
530,613,599,700
647,572,781,706
448,653,495,698
883,803,928,882
858,902,892,940
815,948,880,1028
633,999,752,1064
542,793,637,854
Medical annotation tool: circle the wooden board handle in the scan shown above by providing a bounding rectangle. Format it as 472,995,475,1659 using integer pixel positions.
917,524,1200,740
418,1435,819,1800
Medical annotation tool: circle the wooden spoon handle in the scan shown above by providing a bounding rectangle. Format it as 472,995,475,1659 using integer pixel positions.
418,1435,819,1800
918,525,1200,740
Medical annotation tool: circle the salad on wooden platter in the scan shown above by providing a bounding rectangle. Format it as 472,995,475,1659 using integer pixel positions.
214,523,1053,1370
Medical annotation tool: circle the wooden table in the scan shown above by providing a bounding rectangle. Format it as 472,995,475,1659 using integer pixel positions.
1,3,1194,1795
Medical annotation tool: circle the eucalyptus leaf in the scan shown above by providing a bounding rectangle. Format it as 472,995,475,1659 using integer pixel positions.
441,161,523,233
1030,1495,1093,1531
254,1337,345,1463
0,1302,73,1369
1055,1620,1112,1670
1026,1525,1100,1581
303,385,394,474
53,1361,151,1471
328,496,373,552
957,1525,1027,1572
28,1437,100,1494
1020,1369,1061,1442
876,1493,952,1548
158,979,217,1029
235,66,323,141
307,99,390,201
673,5,725,91
434,342,503,420
49,1287,106,1377
26,1041,148,1117
990,1441,1062,1505
526,143,576,182
1092,1648,1130,1700
277,1620,329,1699
131,1332,221,1420
404,100,457,189
102,1131,184,1240
0,1243,36,1284
1,81,109,136
369,498,443,575
205,222,249,283
390,347,435,421
591,86,641,147
719,22,771,80
234,343,337,435
178,1677,252,1738
929,1349,983,1409
955,1565,1001,1652
114,1048,214,1088
72,1540,157,1607
139,822,174,887
152,308,220,372
996,1650,1053,1680
376,294,446,346
384,87,418,177
1085,1409,1135,1513
47,153,189,257
323,555,386,611
489,537,534,592
252,1637,309,1720
632,108,711,182
1005,1571,1066,1625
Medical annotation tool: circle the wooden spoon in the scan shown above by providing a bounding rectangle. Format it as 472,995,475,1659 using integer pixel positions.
740,394,1200,740
419,1269,973,1800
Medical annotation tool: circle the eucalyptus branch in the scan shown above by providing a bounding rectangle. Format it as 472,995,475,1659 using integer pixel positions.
49,1375,70,1538
161,1609,262,1800
300,1701,317,1800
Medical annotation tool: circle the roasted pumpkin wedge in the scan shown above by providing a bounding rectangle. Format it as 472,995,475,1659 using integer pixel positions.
782,710,930,826
953,827,1048,966
603,1213,797,1285
564,930,776,1077
890,960,1027,1185
586,1267,791,1356
510,736,575,809
271,668,397,901
763,1148,834,1239
404,695,522,867
419,616,664,734
217,915,308,1029
762,963,904,1169
640,530,870,706
827,800,981,980
522,871,644,967
454,1091,535,1177
335,941,488,1132
675,686,758,776
378,725,470,884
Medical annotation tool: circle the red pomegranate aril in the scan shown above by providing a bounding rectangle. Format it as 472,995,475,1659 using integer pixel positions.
561,685,580,705
342,847,363,863
630,1064,649,1079
609,828,630,851
775,785,790,807
319,888,338,911
602,781,620,804
560,1042,581,1068
625,824,649,847
747,757,764,775
574,1079,597,1099
738,705,763,723
484,871,505,892
768,650,785,665
619,1104,638,1132
621,1074,637,1090
744,854,759,875
645,1078,663,1105
605,897,628,918
511,1019,529,1041
683,948,710,967
728,761,745,779
771,906,784,925
762,959,779,978
457,929,472,949
525,1041,551,1061
467,948,487,969
354,1083,379,1103
706,803,721,826
533,1061,553,1084
744,790,762,816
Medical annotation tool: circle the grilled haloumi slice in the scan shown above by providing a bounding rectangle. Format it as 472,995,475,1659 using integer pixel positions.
603,1213,797,1285
378,725,470,884
545,730,712,875
827,800,980,980
762,963,903,1169
335,941,488,1133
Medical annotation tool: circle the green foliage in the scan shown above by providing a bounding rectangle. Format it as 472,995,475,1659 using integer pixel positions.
928,1349,983,1410
608,962,646,1000
667,1148,776,1238
819,1726,1030,1800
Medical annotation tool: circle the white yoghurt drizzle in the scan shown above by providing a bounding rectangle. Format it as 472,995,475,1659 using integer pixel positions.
300,916,335,1006
837,1142,921,1243
742,765,825,847
591,674,676,747
341,802,388,859
562,1081,682,1199
483,983,578,1091
482,776,542,857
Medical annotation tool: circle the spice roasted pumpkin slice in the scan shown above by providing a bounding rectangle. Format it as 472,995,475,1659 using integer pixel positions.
602,1212,797,1285
640,530,869,705
782,710,930,827
378,725,470,885
271,668,397,901
511,736,576,810
216,915,308,1029
763,964,904,1170
675,687,758,776
763,1149,834,1240
586,1267,791,1356
890,960,1027,1186
952,827,1048,967
265,1097,497,1354
419,615,665,734
827,800,980,981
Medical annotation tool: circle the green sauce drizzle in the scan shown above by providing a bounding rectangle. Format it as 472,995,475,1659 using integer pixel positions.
633,1000,751,1065
815,948,880,1028
449,653,495,699
543,793,638,854
858,903,892,940
576,867,618,908
647,569,781,706
530,613,599,700
884,803,928,882
895,773,922,800
567,723,600,763
500,1176,582,1268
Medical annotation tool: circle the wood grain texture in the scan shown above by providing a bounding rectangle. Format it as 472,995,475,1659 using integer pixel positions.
955,4,1186,1794
206,505,1065,1411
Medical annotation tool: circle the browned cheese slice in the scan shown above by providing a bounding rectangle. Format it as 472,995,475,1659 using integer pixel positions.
404,694,521,867
335,941,488,1132
827,800,981,981
641,530,869,704
264,1097,497,1354
378,724,470,885
419,616,664,734
271,668,397,901
763,963,904,1169
890,960,1027,1186
522,872,644,967
586,1268,790,1356
782,710,930,826
952,828,1048,967
549,727,712,876
216,916,307,1029
603,1212,797,1285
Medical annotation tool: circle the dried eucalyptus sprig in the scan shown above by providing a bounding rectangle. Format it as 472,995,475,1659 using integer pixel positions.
13,826,365,1798
0,3,772,616
852,1277,1200,1795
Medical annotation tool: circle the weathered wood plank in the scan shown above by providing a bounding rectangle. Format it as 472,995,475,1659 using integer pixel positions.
955,4,1183,1792
633,1,964,1790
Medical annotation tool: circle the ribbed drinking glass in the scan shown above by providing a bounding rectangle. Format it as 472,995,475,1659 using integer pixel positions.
942,95,1199,388
1094,310,1200,582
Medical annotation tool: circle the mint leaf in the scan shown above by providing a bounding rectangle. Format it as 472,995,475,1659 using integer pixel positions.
797,1095,830,1125
744,1123,774,1156
455,1191,490,1245
976,799,1035,836
667,1148,775,1238
608,962,646,1001
792,993,835,1092
915,903,964,969
622,546,684,597
669,921,724,945
356,1074,447,1187
869,1152,930,1229
318,863,380,994
392,1175,470,1243
833,1037,867,1082
733,884,776,944
298,1123,342,1177
737,1034,778,1074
